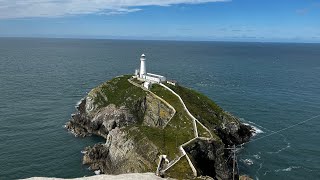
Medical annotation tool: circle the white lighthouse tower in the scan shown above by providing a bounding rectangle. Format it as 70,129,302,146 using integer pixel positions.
139,54,146,78
134,53,166,89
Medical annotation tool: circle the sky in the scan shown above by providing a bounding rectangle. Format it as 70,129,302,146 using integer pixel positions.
0,0,319,42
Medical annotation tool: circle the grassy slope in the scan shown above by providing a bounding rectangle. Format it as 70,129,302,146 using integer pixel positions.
90,75,147,122
196,121,211,138
141,84,195,159
165,83,225,133
165,156,195,179
97,75,146,107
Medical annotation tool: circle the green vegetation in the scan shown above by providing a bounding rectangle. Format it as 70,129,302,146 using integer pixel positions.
165,156,195,179
196,121,211,138
137,84,195,160
151,84,184,112
93,90,108,109
131,77,144,85
165,83,224,132
98,75,146,107
89,75,147,122
122,81,203,165
138,126,180,159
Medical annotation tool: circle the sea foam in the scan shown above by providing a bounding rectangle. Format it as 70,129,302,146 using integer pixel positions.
242,122,264,136
275,166,300,172
241,158,254,166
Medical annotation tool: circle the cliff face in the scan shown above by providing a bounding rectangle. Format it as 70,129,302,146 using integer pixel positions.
143,93,175,128
66,75,252,179
183,138,229,179
67,97,165,174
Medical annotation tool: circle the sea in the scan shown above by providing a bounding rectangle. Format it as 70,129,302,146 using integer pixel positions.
0,38,319,180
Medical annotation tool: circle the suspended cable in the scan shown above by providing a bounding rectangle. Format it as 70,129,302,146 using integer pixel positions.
240,114,320,146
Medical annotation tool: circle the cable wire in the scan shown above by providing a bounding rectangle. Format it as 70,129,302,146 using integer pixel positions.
241,114,320,146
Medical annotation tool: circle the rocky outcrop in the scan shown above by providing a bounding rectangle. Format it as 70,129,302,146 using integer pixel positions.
184,138,234,179
216,113,252,146
82,127,159,174
66,85,173,174
66,99,136,139
178,113,252,179
66,76,253,179
142,93,175,128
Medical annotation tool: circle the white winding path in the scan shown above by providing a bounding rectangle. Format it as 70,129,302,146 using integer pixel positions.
159,83,213,139
158,83,216,177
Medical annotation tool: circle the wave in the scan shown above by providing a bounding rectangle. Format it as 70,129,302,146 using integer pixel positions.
242,122,264,136
75,98,85,109
241,158,254,166
241,119,267,129
274,166,300,172
76,98,84,106
264,166,301,175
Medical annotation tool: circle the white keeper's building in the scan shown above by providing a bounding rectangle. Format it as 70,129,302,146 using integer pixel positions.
134,54,166,89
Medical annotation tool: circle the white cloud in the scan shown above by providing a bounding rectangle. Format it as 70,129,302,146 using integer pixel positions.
0,0,228,19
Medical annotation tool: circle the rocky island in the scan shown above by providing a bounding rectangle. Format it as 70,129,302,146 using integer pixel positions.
66,73,253,179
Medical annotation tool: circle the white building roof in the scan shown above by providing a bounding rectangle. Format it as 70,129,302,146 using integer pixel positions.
147,73,165,78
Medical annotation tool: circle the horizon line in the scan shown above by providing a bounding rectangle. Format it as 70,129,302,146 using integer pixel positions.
0,35,319,44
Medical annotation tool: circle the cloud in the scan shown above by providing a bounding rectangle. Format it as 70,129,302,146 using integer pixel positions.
0,0,228,19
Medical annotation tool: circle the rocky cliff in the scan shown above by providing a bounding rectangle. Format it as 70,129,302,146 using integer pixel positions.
66,75,253,179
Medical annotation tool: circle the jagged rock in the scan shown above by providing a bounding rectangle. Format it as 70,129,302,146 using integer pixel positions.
216,113,252,146
66,99,137,139
184,139,233,180
66,86,166,174
143,94,175,127
83,127,159,174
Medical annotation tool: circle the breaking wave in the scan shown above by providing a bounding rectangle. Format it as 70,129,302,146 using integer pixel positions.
241,158,254,166
275,166,301,172
242,122,264,136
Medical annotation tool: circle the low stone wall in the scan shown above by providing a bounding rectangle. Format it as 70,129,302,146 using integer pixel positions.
159,83,199,137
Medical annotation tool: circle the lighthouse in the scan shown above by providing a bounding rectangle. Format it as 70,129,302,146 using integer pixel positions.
134,53,166,89
139,54,146,78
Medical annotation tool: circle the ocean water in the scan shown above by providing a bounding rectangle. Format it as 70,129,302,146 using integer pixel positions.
0,38,319,179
